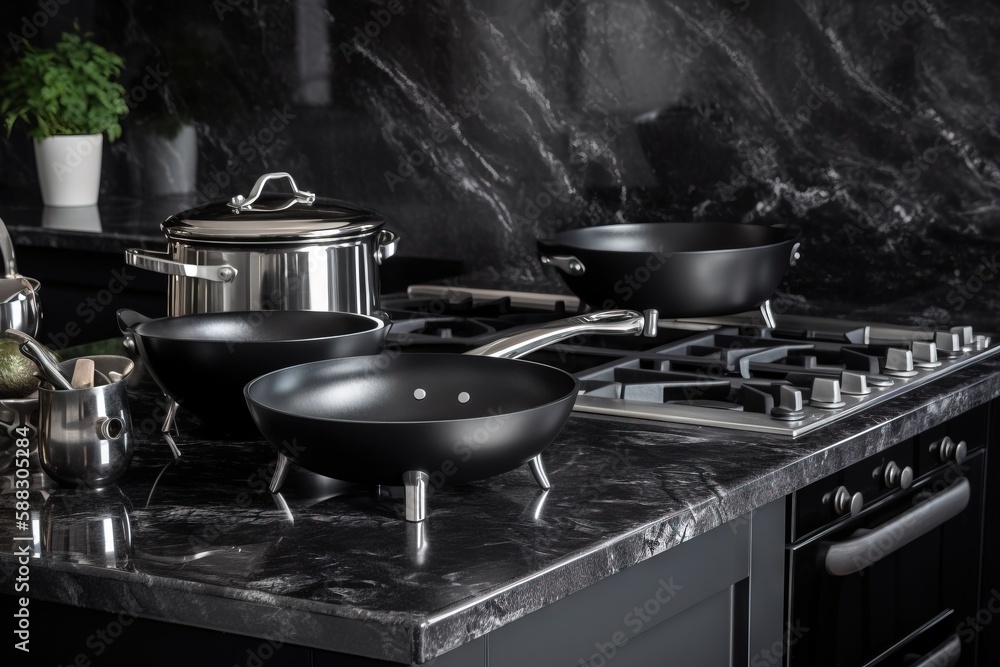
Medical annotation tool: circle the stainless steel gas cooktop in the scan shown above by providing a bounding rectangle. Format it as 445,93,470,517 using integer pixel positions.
386,286,999,437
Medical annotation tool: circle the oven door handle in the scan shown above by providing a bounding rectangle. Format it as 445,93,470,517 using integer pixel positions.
824,477,970,576
909,634,961,667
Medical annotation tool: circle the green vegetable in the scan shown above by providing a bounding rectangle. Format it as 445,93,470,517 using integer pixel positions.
0,339,40,399
1,27,128,141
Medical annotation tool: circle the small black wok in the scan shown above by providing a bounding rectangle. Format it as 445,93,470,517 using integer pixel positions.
118,309,388,431
245,309,657,521
537,222,801,320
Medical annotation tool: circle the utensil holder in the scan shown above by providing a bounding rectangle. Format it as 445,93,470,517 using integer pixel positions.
38,356,135,488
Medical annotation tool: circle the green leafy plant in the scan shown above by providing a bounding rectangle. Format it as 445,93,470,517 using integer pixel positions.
1,29,128,141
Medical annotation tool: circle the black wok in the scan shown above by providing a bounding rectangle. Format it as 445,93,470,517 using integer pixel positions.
244,309,657,521
117,309,388,431
537,222,800,320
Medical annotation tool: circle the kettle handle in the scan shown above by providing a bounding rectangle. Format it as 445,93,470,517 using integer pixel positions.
0,217,20,278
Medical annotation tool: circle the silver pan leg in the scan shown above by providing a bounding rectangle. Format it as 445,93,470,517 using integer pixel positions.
269,454,291,494
162,399,181,460
759,300,776,330
403,470,430,523
528,455,551,491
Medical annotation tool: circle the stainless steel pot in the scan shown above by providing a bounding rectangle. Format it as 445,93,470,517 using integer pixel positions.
125,172,399,317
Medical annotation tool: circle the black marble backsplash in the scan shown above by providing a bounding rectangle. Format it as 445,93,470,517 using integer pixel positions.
1,0,998,323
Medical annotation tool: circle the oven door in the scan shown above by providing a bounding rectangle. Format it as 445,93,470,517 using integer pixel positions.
787,452,984,667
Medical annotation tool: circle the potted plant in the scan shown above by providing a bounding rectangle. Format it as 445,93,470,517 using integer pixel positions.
1,28,128,207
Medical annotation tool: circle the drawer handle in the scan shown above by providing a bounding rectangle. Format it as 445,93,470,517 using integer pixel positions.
909,634,961,667
823,477,970,576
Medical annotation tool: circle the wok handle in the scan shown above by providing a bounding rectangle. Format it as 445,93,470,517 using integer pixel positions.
538,252,586,276
789,242,802,267
116,309,153,334
467,309,658,359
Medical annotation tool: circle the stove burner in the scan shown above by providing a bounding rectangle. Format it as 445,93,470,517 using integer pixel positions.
389,287,999,436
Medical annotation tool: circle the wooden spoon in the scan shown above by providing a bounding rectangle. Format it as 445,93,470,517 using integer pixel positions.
71,358,95,389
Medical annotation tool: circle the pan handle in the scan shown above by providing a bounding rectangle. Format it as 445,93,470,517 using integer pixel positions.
467,309,658,359
538,253,586,277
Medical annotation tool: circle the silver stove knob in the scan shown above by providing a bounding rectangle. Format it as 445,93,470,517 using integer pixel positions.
828,485,863,517
883,348,918,377
931,436,967,465
879,461,913,490
974,335,990,351
771,385,805,421
950,326,974,349
840,371,871,395
935,331,964,357
810,377,845,409
911,341,941,369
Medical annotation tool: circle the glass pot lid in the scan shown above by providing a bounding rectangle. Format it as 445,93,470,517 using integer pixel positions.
162,172,385,244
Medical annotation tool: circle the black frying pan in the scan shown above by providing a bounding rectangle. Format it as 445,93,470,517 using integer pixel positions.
244,310,656,521
537,222,801,319
117,309,388,432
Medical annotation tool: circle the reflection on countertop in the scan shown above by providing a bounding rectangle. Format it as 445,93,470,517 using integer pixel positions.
2,339,999,663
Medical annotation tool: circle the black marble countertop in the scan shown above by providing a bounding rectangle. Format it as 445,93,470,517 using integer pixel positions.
2,337,1000,664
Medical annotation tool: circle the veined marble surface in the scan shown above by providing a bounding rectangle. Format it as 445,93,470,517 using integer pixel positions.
1,0,998,318
2,347,999,663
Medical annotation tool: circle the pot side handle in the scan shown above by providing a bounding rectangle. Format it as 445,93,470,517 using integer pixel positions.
376,229,400,265
125,249,238,283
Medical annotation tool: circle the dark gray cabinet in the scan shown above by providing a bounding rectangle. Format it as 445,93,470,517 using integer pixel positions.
462,497,785,667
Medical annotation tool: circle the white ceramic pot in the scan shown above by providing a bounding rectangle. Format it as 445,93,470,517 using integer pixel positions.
33,134,103,207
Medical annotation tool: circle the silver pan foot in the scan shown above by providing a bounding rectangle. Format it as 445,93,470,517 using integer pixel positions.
162,400,181,460
269,454,291,494
759,300,776,330
403,470,430,522
528,455,551,490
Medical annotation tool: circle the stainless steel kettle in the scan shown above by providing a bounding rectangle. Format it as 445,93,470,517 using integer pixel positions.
0,217,41,337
